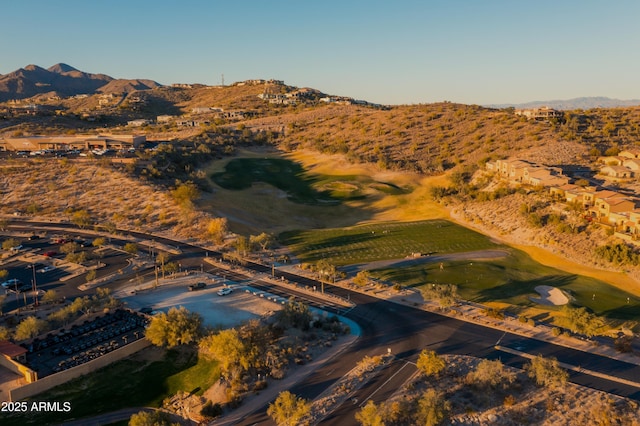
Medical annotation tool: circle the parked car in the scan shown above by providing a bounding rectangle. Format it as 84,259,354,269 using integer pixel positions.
217,287,233,296
139,307,153,314
43,251,58,257
38,265,56,273
14,283,33,293
188,282,206,291
2,278,23,289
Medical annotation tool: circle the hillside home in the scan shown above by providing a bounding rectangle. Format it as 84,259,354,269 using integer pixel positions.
591,196,636,220
622,158,640,171
585,189,620,207
598,156,624,166
549,183,579,199
619,149,640,159
514,107,563,121
600,165,633,178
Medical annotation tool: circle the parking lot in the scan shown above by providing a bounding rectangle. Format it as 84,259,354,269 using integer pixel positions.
19,309,148,378
118,273,284,329
1,233,133,311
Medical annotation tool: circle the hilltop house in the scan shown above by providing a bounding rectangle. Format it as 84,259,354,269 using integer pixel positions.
514,106,563,121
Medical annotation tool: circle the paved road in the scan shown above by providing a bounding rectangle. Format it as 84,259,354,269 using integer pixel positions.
6,220,640,426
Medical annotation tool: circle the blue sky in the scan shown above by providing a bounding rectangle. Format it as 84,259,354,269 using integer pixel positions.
1,1,639,105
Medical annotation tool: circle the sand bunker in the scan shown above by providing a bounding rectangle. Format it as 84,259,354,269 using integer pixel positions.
530,285,569,306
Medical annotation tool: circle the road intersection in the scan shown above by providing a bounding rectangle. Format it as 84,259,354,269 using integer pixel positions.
3,219,640,425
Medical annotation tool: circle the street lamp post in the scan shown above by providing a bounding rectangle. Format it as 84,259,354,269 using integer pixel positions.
31,264,38,308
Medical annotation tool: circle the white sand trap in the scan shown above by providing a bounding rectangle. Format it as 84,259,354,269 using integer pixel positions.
530,285,569,306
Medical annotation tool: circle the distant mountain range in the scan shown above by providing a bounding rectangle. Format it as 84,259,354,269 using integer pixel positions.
488,97,640,110
0,63,161,102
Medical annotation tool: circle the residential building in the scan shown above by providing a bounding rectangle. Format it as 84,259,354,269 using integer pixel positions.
514,106,563,121
600,165,633,178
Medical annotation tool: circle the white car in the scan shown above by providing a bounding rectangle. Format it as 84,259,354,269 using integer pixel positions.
38,265,56,273
217,287,233,296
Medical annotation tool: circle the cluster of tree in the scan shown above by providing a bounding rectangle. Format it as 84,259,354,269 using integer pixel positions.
128,409,179,426
595,242,640,266
0,288,117,340
133,127,281,190
145,306,203,348
356,388,450,426
274,298,313,330
420,283,459,308
47,288,120,327
298,259,345,283
143,300,337,411
559,305,604,337
267,391,311,426
170,180,200,210
355,352,568,426
1,237,20,251
233,232,275,256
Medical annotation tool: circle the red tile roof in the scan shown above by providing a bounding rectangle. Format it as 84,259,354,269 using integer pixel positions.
0,340,27,358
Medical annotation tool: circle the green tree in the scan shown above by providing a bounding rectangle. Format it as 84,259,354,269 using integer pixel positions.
267,391,311,426
0,219,8,231
275,298,313,329
60,241,80,255
355,400,385,426
15,316,49,340
561,305,604,337
145,306,203,348
171,181,199,209
129,410,178,426
41,289,60,304
92,237,106,247
420,284,459,308
124,242,139,255
316,259,338,283
235,235,251,256
0,269,8,280
353,270,372,287
71,209,91,228
525,355,568,388
0,325,10,340
86,269,97,283
156,252,171,278
466,358,516,388
2,238,20,251
416,389,449,426
250,232,274,251
199,328,250,374
164,261,179,276
416,350,446,377
207,217,228,245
